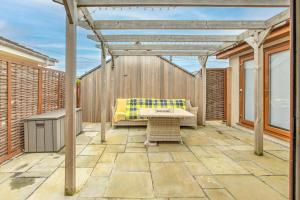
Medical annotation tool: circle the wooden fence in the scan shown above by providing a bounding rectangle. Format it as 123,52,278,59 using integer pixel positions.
80,56,227,124
0,58,65,163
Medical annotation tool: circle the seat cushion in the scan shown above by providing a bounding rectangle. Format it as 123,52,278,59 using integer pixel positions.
125,98,186,120
113,99,127,122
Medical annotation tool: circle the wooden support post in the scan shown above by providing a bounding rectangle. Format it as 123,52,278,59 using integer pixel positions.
292,0,300,199
64,0,77,195
101,42,107,142
245,28,271,156
110,56,116,123
7,62,12,155
198,56,208,126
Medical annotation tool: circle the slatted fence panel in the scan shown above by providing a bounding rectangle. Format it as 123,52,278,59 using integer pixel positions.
0,58,65,164
206,69,226,120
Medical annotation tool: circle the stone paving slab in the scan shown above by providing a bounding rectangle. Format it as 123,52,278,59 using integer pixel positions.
115,153,149,172
215,175,287,200
104,172,154,198
151,163,205,198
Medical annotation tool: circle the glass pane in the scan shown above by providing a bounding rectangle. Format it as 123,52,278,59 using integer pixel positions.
244,60,255,122
269,50,290,130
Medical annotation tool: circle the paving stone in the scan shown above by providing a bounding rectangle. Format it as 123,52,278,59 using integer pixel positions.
77,134,92,145
260,176,288,198
200,157,249,175
80,177,108,198
148,144,189,152
104,172,153,198
92,163,114,177
267,150,289,161
204,189,235,200
104,134,127,145
125,147,147,153
184,162,211,176
183,135,218,146
104,145,125,153
80,145,105,156
128,135,146,143
0,177,45,200
215,175,287,200
0,153,47,173
171,152,198,162
189,146,211,158
98,153,117,163
0,172,13,184
28,168,92,200
115,153,149,171
148,153,173,162
151,163,205,197
196,176,223,189
126,143,145,148
238,161,272,176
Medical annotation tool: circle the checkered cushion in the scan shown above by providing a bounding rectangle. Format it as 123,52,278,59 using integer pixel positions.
125,98,186,120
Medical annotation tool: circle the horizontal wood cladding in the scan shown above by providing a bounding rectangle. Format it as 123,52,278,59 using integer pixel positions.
80,56,226,123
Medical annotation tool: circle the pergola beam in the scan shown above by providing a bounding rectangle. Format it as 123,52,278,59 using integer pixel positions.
79,7,114,56
63,0,76,24
88,35,238,42
112,50,213,56
76,0,289,7
79,20,267,30
104,44,227,51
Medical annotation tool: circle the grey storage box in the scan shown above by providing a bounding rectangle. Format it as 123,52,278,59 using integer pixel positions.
24,108,82,152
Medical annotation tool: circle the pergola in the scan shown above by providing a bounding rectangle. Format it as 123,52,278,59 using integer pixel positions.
53,0,295,196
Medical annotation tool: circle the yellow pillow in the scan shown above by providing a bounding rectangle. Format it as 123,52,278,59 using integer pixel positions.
113,99,127,122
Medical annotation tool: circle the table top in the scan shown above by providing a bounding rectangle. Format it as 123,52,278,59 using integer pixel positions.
139,108,194,118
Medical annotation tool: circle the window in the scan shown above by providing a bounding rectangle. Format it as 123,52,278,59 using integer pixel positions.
264,42,291,139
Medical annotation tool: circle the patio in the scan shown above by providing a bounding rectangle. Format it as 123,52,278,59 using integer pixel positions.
0,121,288,200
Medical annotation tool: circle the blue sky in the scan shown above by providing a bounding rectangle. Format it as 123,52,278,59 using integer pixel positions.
0,0,286,75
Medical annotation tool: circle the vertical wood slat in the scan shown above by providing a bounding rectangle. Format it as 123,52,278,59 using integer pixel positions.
7,62,12,154
37,69,43,114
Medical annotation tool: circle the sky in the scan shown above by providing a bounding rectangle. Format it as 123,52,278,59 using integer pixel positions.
0,0,286,76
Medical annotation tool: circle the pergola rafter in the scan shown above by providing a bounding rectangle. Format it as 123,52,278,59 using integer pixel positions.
99,44,228,51
79,20,267,30
75,0,289,7
54,0,291,195
88,35,238,42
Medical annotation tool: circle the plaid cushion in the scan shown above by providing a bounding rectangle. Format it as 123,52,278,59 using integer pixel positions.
125,98,186,120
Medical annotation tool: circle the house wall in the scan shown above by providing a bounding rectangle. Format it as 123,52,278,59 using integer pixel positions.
80,56,227,124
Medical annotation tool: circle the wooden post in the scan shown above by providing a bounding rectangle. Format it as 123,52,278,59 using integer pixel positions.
225,67,232,126
7,62,12,155
110,56,116,123
292,0,300,199
198,56,208,126
100,42,107,142
245,29,271,156
64,0,77,195
37,69,43,113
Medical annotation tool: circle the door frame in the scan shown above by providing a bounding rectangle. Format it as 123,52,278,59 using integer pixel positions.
239,53,254,128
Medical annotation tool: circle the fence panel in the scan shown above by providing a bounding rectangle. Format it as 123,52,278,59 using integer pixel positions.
0,58,65,164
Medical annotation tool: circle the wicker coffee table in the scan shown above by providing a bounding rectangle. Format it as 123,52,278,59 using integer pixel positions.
139,108,194,143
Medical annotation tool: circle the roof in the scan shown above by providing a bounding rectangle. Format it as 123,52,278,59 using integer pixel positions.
216,22,290,59
79,56,196,79
0,36,58,64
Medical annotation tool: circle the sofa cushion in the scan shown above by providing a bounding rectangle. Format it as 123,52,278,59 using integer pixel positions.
113,99,127,122
125,98,186,120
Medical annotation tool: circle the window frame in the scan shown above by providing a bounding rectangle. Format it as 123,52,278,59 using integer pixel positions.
263,41,291,140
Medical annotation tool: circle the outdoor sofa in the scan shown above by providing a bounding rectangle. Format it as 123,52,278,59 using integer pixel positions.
112,98,198,129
